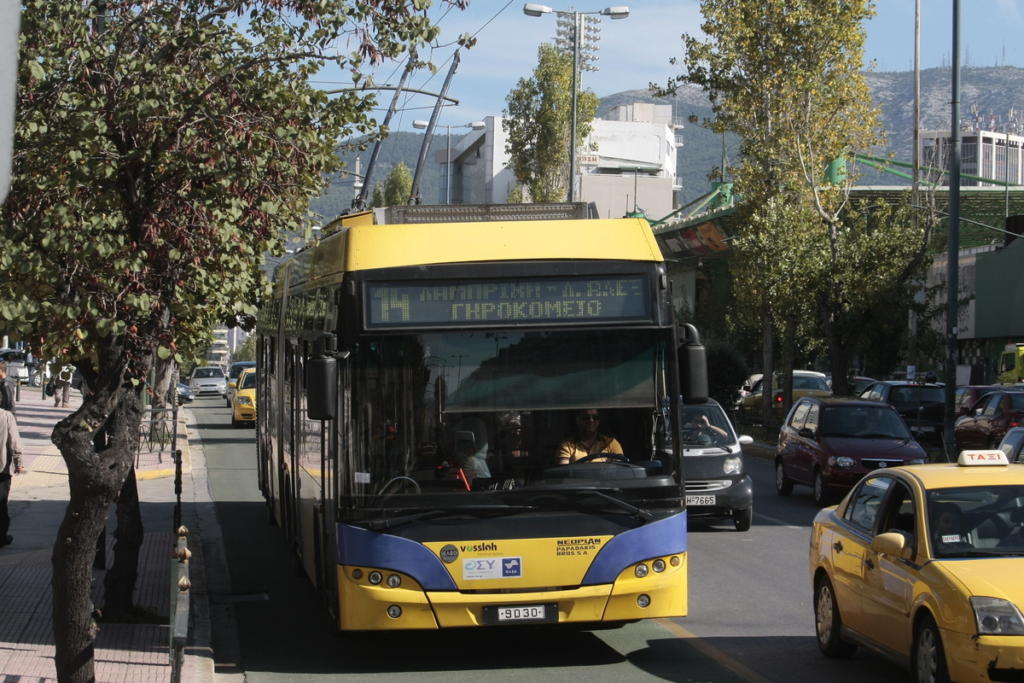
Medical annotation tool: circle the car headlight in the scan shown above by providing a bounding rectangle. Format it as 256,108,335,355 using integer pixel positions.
238,396,253,406
723,456,742,475
971,597,1024,635
827,456,855,468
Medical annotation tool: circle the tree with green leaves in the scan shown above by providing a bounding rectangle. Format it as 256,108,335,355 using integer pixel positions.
503,43,598,202
371,183,387,208
0,2,459,680
232,334,257,363
383,162,414,206
662,0,933,401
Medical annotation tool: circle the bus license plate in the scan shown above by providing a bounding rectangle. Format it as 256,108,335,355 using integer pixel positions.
686,495,716,506
484,604,556,624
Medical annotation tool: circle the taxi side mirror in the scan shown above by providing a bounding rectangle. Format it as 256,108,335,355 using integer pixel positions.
871,531,909,558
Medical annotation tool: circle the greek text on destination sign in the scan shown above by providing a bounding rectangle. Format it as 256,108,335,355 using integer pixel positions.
365,276,651,328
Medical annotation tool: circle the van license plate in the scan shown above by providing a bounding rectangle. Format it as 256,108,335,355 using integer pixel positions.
686,495,716,506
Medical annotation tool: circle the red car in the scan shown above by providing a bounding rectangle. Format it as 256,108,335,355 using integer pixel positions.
775,397,928,506
954,390,1024,450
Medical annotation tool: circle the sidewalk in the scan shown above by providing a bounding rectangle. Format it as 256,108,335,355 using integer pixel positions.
0,385,214,682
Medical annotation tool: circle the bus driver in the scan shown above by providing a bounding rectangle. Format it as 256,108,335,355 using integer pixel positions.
557,409,623,465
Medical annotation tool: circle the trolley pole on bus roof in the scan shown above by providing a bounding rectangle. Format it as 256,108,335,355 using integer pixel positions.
409,50,461,205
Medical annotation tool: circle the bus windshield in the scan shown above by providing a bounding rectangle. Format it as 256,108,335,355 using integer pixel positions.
348,328,676,507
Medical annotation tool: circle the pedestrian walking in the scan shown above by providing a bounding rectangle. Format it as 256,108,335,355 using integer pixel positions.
0,361,15,415
52,363,74,408
0,406,23,548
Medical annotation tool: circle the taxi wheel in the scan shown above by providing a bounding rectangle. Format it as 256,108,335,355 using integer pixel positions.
775,461,793,496
733,507,752,532
814,575,856,658
913,615,950,683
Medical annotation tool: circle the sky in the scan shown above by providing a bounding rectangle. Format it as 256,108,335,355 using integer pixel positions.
312,1,1024,133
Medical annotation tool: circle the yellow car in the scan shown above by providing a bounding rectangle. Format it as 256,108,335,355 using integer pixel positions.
809,450,1024,683
736,370,832,419
231,368,257,427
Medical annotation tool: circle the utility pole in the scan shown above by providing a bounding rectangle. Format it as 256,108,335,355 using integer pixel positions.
943,0,961,462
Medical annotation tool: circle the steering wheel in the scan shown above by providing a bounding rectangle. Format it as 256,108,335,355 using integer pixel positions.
377,475,422,496
574,452,630,464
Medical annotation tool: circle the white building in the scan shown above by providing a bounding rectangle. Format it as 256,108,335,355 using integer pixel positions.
922,128,1024,186
442,103,681,218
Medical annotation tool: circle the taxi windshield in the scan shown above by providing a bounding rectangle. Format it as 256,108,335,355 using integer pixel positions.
926,486,1024,558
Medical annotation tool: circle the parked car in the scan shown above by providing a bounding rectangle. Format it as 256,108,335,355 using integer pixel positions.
231,368,257,427
0,348,30,382
737,373,763,401
858,380,945,445
848,376,876,397
225,360,257,406
176,382,194,404
189,365,226,396
736,370,831,420
775,397,928,506
680,399,754,531
955,389,1024,450
809,452,1024,682
956,384,1024,416
999,426,1024,463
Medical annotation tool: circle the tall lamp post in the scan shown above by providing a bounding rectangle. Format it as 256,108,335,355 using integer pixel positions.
413,120,486,204
523,3,629,202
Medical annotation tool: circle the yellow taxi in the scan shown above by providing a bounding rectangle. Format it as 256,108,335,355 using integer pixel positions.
736,370,831,420
809,450,1024,682
231,367,257,427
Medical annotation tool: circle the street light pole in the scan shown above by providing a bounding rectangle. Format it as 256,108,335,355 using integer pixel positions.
523,4,628,203
569,11,580,202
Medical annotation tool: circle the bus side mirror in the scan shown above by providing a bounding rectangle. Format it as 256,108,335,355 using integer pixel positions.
679,323,708,403
307,356,337,421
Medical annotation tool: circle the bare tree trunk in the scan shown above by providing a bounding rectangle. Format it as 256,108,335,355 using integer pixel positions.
101,467,144,620
51,364,143,682
51,482,111,683
152,357,176,409
780,316,796,418
760,311,775,428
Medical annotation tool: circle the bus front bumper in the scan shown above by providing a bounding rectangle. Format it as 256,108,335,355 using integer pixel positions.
337,554,688,630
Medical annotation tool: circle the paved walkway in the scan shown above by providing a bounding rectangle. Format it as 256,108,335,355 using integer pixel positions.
0,385,214,682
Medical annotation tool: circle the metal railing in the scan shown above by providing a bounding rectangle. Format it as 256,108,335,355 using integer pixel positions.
169,525,191,682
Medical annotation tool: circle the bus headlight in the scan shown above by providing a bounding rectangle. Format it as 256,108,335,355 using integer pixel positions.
368,571,383,585
634,563,649,578
652,559,666,573
387,605,402,619
637,594,651,608
386,574,402,588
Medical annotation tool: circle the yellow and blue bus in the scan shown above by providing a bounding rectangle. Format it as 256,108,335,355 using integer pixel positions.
255,203,708,630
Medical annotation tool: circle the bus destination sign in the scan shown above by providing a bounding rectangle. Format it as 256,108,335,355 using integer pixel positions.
366,275,651,328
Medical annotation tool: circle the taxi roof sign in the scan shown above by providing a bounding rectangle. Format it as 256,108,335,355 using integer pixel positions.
958,450,1010,466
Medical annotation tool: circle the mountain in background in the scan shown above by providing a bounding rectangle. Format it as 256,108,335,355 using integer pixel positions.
311,66,1024,220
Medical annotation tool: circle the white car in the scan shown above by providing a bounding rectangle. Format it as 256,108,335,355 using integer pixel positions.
189,366,227,396
0,348,31,383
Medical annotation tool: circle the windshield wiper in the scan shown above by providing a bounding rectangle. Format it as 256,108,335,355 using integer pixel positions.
527,486,655,523
360,504,537,531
